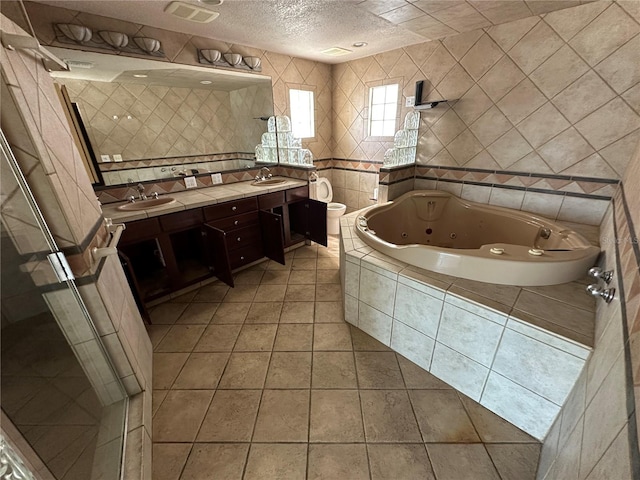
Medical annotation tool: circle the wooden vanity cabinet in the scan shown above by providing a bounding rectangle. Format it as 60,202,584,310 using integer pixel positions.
203,198,285,287
117,185,327,305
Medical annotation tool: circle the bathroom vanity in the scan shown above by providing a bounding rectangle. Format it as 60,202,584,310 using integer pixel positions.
103,179,326,312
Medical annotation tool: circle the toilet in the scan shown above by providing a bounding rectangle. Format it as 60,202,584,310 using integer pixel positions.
312,177,346,235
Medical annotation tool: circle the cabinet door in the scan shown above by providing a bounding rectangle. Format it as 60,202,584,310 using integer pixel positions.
203,224,234,288
118,250,151,323
289,199,328,247
260,210,285,265
307,198,328,247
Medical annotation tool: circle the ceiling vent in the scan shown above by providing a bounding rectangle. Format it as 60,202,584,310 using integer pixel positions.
164,2,220,23
321,47,352,57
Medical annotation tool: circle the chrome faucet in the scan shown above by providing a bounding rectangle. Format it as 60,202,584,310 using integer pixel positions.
137,183,147,200
255,166,272,182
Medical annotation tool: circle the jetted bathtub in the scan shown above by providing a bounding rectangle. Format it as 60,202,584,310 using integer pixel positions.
355,190,600,286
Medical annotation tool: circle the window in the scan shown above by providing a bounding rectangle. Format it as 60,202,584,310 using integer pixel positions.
289,88,315,138
368,84,399,137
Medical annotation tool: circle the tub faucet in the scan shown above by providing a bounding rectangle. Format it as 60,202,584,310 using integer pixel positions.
137,183,147,200
255,167,272,182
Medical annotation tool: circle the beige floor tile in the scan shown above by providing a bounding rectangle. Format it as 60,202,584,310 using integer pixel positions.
426,444,501,480
350,326,392,351
155,325,206,353
485,444,540,480
172,353,229,389
360,390,422,442
313,324,352,350
274,324,313,351
314,301,344,323
307,444,369,480
147,325,170,349
409,390,480,442
196,390,262,441
192,284,230,303
315,284,342,301
210,302,251,324
316,269,340,284
245,302,283,323
254,284,288,302
312,352,358,389
260,270,291,284
153,353,189,389
265,352,312,388
397,355,452,389
168,290,197,303
266,257,293,271
368,444,435,480
151,443,191,480
288,269,317,284
285,284,316,302
234,269,265,284
180,443,249,480
244,443,307,480
217,352,271,389
153,390,168,416
355,351,405,389
193,324,241,352
234,324,277,351
317,257,340,269
280,301,315,323
292,257,317,270
153,390,213,442
222,284,258,303
294,245,318,258
309,390,364,442
175,302,219,324
252,390,310,442
460,395,537,443
149,303,188,324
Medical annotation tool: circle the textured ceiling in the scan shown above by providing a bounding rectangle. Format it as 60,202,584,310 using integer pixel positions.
33,0,591,63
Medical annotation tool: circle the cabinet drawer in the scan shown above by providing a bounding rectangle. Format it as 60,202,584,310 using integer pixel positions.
159,209,204,232
207,211,258,231
286,186,309,203
226,225,261,251
258,191,285,210
204,197,258,221
121,218,161,244
229,244,264,269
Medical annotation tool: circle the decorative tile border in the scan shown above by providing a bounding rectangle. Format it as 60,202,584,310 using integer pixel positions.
100,152,254,171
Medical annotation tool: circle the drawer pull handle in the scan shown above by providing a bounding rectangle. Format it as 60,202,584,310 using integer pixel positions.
234,220,239,225
240,256,245,260
232,206,237,211
237,237,242,242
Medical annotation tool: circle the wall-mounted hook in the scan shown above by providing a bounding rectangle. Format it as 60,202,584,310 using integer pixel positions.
586,284,615,303
588,267,613,284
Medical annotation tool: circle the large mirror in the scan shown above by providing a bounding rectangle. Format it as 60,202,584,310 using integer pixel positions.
49,47,275,186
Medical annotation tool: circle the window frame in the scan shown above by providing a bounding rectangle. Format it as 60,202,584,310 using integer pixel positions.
287,85,316,140
364,80,401,141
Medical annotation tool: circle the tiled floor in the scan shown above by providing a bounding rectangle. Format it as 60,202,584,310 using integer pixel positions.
148,237,541,480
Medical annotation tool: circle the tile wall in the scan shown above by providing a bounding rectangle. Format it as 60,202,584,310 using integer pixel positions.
536,131,640,479
332,1,640,214
1,13,152,479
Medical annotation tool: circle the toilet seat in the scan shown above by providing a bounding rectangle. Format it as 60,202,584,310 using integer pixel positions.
316,177,333,202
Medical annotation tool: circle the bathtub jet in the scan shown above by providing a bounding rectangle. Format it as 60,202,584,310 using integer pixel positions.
355,190,600,286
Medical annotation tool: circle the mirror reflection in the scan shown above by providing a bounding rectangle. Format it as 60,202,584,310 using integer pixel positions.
50,47,275,186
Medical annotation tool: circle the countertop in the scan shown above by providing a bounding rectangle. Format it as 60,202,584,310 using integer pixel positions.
101,177,308,223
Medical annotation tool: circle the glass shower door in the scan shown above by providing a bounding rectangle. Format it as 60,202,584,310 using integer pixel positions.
1,130,128,480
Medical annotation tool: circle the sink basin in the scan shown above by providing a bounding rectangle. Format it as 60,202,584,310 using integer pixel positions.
117,197,176,211
251,178,287,186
